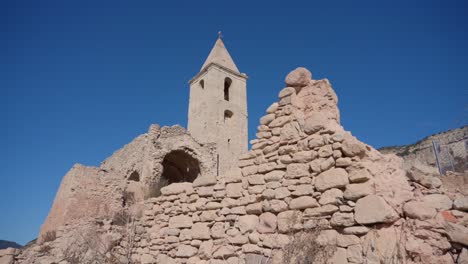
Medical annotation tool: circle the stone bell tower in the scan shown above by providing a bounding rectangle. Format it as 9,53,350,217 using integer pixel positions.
188,35,248,175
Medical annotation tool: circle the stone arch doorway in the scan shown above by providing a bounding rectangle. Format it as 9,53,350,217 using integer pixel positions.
151,150,201,197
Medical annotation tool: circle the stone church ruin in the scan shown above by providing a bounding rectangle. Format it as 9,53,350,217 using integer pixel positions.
6,37,468,264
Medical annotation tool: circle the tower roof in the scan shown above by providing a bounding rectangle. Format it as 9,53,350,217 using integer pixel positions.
200,37,240,74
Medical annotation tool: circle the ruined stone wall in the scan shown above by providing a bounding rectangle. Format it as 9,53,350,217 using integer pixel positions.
39,125,217,242
19,68,468,264
129,68,468,264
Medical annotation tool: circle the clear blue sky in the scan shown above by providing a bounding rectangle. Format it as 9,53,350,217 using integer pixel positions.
1,0,467,245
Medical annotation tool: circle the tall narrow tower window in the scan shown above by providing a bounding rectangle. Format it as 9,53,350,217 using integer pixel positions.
199,79,204,89
224,77,232,101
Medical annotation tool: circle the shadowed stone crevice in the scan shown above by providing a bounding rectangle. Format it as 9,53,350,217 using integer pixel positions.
128,171,140,182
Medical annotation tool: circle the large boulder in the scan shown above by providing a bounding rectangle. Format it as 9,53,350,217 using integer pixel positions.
315,168,349,191
354,195,399,224
403,201,436,220
285,67,312,88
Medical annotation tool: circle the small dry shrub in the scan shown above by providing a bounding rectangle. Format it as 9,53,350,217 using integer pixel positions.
38,244,52,254
112,209,132,226
122,190,135,206
41,230,57,243
282,223,336,264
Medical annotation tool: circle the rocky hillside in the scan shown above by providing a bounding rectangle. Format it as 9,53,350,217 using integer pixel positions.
379,126,467,174
0,240,21,249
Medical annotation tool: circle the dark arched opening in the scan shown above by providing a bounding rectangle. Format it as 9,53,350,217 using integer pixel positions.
199,79,204,89
149,150,201,197
224,77,232,101
128,171,140,182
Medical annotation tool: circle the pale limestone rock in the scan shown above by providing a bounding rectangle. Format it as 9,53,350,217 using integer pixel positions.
257,212,277,233
213,246,236,259
459,248,468,264
348,168,372,183
444,222,468,246
304,112,327,135
278,87,296,98
228,234,249,245
303,204,339,217
275,187,291,199
277,210,303,233
260,114,276,125
403,201,436,220
319,188,344,205
308,134,325,148
161,182,194,196
422,194,452,211
242,165,259,176
264,170,285,182
169,215,193,228
246,203,263,215
341,135,366,157
193,175,217,187
361,226,402,264
342,226,370,235
320,156,335,171
291,184,314,196
211,222,225,238
200,210,218,221
337,234,360,247
238,215,259,234
258,162,276,173
242,244,262,254
292,151,316,163
247,175,265,185
269,200,288,213
176,245,198,257
343,181,373,201
318,145,333,158
354,195,398,224
191,222,211,240
289,196,319,209
141,254,155,264
453,196,468,211
198,186,214,197
231,206,247,215
226,183,243,198
206,202,222,210
315,168,349,191
347,244,363,263
316,229,338,246
330,212,355,227
266,102,279,114
269,116,291,128
286,163,309,179
249,232,260,244
280,122,301,141
336,157,352,167
285,67,312,88
330,247,349,264
262,189,276,200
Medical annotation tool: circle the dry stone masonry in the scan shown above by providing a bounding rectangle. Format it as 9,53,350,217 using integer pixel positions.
12,55,468,263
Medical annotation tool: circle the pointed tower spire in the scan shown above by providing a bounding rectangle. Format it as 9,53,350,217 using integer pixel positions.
200,34,240,74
